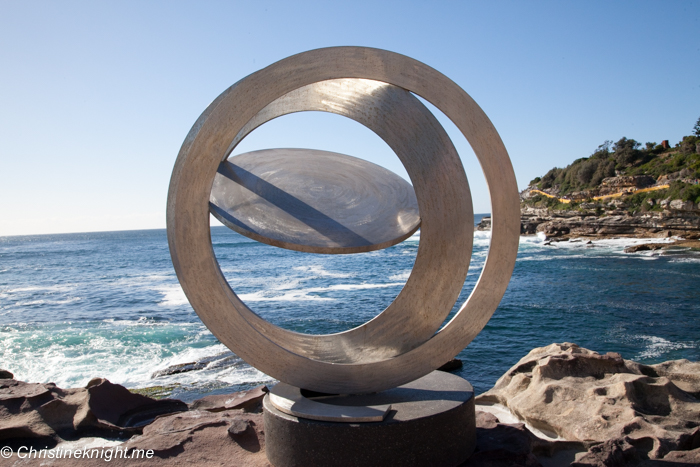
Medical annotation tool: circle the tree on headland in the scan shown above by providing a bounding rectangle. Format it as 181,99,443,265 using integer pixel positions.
694,116,700,137
613,137,641,166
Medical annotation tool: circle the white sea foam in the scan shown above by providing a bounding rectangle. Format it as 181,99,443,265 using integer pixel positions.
668,256,700,264
635,335,696,360
237,282,404,302
293,265,352,279
305,283,404,292
406,231,420,242
0,322,272,390
155,284,189,307
16,297,81,306
388,270,411,281
3,284,76,294
238,290,334,302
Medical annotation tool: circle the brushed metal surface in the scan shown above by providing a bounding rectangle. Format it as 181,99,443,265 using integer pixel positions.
167,47,520,394
268,382,391,422
208,77,473,366
210,148,420,254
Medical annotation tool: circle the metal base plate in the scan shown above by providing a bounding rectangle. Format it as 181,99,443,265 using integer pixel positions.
263,371,476,467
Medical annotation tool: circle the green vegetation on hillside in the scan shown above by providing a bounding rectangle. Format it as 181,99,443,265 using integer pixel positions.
531,137,700,195
524,117,700,214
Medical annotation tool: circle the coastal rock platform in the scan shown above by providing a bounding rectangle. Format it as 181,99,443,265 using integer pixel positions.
2,343,699,466
478,206,700,241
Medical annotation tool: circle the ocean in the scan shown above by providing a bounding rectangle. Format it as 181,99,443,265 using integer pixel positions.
1,215,698,401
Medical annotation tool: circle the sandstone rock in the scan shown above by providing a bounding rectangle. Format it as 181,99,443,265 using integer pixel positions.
228,416,251,437
0,370,13,379
0,378,187,447
571,437,642,466
461,411,587,467
600,176,655,190
519,209,700,239
188,385,267,413
85,378,188,428
477,343,700,461
669,199,696,212
461,415,542,467
647,446,700,465
121,409,268,466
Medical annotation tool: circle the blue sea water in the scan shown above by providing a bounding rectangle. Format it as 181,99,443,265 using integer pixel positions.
1,216,699,401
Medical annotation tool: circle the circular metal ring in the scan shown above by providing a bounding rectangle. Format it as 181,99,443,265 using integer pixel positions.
208,78,472,365
168,47,520,394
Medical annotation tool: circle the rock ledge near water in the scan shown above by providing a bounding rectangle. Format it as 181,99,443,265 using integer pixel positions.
2,344,699,466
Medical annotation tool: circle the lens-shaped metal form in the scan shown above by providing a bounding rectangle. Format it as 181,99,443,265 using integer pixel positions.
167,47,520,394
210,148,422,254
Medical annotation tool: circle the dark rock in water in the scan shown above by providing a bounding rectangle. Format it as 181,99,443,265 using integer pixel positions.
151,352,243,378
476,216,491,231
0,377,187,447
129,383,181,399
624,243,664,253
0,369,13,380
189,385,268,413
152,361,208,378
437,359,463,372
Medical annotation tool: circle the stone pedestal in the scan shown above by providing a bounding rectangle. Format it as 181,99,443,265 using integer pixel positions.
263,371,475,467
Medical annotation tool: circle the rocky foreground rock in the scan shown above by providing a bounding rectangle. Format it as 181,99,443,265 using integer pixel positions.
2,344,699,466
477,343,700,465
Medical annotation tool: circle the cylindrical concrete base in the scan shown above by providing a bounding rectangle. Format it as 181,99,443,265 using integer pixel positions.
264,371,476,467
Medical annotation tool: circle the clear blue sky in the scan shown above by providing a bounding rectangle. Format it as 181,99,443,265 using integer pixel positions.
1,1,699,236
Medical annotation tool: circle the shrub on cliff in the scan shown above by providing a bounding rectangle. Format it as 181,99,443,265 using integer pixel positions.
667,181,700,204
613,137,642,166
680,135,699,155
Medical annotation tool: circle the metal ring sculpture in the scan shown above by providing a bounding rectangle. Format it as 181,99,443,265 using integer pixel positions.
168,47,520,394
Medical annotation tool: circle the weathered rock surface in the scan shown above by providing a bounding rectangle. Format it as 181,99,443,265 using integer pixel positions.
520,207,700,239
150,352,240,378
117,409,268,466
460,411,587,467
151,361,208,378
478,206,700,239
624,239,700,254
624,243,665,253
0,378,187,448
3,348,700,466
188,385,268,413
477,343,700,464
